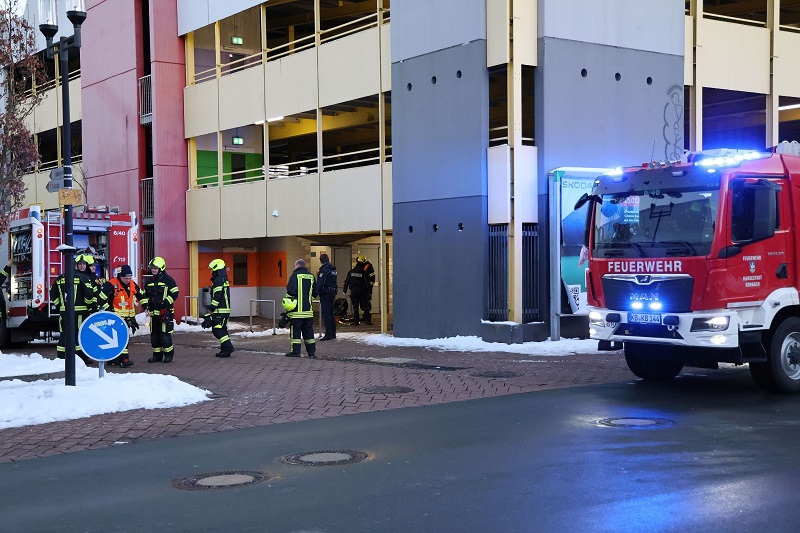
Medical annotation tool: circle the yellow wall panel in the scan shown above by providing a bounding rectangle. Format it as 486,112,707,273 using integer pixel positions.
186,187,221,241
774,30,800,98
220,180,267,239
264,48,318,120
69,78,81,123
685,15,693,86
184,81,219,138
696,18,769,93
320,166,382,233
266,174,320,236
381,24,391,91
487,0,510,68
32,86,59,134
318,28,380,108
382,162,392,231
513,0,537,66
219,66,266,131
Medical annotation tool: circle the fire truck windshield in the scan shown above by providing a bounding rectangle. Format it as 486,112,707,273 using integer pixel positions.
592,186,719,258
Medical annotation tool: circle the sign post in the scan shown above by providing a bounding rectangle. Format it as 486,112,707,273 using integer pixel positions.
78,311,130,378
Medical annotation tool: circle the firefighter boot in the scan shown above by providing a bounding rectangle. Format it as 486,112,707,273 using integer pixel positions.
148,354,163,363
306,344,316,359
163,353,174,363
216,340,235,358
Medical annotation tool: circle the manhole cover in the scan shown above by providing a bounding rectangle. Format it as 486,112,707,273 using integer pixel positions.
172,470,270,490
596,417,676,429
281,449,369,466
470,371,523,378
355,385,415,394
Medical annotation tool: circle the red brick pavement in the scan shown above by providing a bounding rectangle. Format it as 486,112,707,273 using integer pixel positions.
0,324,633,463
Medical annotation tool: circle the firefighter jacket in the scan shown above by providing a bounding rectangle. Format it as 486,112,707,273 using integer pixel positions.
286,266,318,319
140,270,179,318
100,276,141,318
209,271,231,316
318,261,337,295
51,270,97,312
343,261,375,296
0,263,10,286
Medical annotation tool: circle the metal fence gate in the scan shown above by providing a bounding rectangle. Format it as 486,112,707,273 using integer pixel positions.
488,223,542,323
488,224,509,321
521,223,541,323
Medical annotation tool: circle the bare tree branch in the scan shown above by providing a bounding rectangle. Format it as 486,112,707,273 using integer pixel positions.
0,0,45,240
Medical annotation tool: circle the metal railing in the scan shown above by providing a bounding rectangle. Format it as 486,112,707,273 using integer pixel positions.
268,157,318,179
249,299,277,334
184,295,199,323
138,75,153,125
220,51,263,77
140,177,154,224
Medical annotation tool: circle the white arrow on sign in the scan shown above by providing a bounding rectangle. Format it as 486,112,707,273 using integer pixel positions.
89,322,119,350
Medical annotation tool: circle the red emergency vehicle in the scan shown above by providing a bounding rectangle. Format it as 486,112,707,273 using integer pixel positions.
1,205,139,345
578,141,800,392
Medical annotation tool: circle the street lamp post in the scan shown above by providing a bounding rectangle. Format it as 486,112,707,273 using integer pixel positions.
39,0,86,387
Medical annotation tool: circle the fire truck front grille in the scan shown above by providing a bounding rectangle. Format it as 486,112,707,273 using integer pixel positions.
613,323,685,340
602,276,694,312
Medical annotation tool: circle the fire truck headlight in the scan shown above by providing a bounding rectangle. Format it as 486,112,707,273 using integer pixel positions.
690,316,730,332
589,311,605,327
710,335,727,345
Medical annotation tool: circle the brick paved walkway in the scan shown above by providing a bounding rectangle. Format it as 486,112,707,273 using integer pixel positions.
0,324,633,463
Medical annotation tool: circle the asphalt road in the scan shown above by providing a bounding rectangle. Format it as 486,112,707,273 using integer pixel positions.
2,366,799,533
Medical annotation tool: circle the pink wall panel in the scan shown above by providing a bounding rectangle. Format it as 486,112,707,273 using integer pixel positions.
82,0,141,87
85,169,141,214
152,64,189,168
153,164,189,318
80,71,143,179
151,0,186,66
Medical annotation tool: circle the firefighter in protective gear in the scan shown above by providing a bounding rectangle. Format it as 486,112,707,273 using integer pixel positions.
50,254,97,365
99,264,141,367
204,258,235,358
0,257,12,287
83,251,105,294
139,256,179,363
343,254,375,325
284,258,318,358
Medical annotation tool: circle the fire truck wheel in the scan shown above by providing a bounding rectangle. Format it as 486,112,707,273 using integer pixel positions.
767,317,800,393
624,342,684,381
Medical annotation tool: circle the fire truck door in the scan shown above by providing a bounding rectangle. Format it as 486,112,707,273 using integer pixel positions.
725,178,791,303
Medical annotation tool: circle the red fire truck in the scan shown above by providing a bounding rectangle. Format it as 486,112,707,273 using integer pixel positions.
1,205,139,345
577,141,800,392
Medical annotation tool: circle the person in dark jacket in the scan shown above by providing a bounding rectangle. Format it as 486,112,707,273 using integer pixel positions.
99,264,141,368
343,254,375,325
203,258,235,358
317,253,337,341
0,257,12,286
284,258,318,358
51,254,97,365
139,256,179,363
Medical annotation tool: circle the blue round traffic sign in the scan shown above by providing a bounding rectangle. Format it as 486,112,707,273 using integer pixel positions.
78,311,131,362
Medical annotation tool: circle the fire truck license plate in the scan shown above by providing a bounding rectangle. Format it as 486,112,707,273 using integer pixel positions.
628,313,662,324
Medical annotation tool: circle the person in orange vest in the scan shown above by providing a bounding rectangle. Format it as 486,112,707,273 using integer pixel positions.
99,264,141,368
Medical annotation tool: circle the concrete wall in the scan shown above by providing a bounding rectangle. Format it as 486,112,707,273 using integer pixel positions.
392,38,489,339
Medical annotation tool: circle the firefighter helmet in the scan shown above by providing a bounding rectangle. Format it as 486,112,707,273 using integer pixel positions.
75,254,87,264
357,254,366,263
282,296,297,312
209,259,226,271
149,256,166,271
83,254,96,266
